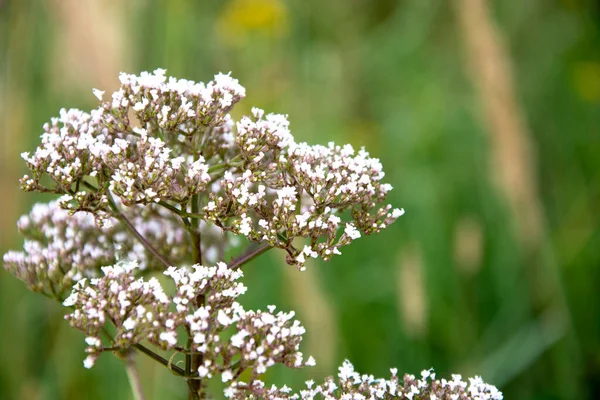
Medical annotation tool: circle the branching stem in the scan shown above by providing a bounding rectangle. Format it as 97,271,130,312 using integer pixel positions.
228,244,272,270
133,344,185,376
104,193,174,268
117,211,174,268
81,181,174,268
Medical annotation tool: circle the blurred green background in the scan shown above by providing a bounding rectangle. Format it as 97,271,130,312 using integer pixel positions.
1,0,600,399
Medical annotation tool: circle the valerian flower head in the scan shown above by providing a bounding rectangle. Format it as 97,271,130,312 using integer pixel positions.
3,69,501,399
15,68,403,269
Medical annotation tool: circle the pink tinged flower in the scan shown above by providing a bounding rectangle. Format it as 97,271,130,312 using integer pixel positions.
193,332,206,344
217,309,232,326
231,329,249,347
295,252,306,264
123,318,136,330
239,215,252,236
280,385,292,393
85,336,101,348
406,385,420,400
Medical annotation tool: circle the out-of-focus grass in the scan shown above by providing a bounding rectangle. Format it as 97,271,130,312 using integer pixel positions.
1,1,599,399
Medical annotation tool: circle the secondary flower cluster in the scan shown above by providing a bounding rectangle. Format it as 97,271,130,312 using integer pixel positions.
205,108,405,268
2,201,189,299
64,260,313,381
225,361,502,400
63,261,170,369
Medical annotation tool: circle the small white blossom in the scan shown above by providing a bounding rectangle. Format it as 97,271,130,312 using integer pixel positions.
92,88,105,101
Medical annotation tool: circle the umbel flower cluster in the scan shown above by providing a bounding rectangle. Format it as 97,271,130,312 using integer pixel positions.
3,69,501,400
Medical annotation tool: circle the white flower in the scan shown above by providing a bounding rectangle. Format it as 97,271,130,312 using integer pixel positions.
92,88,105,101
198,365,210,378
392,208,405,218
338,360,355,380
239,215,252,236
222,370,233,382
84,336,101,347
83,356,96,369
123,318,136,330
159,331,177,346
344,223,361,240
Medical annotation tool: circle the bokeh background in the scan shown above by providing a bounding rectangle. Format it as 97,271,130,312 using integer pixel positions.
1,0,599,399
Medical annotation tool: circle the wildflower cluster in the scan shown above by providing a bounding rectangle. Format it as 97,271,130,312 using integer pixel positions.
2,200,189,299
63,261,170,369
226,361,502,399
19,69,244,224
206,108,405,268
3,69,501,399
17,67,402,267
63,260,312,380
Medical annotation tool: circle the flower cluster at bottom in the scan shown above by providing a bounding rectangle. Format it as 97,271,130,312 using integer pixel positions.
63,260,314,379
62,260,502,399
226,361,502,400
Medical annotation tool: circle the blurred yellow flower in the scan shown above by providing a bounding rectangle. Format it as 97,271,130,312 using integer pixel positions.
572,62,600,103
217,0,288,44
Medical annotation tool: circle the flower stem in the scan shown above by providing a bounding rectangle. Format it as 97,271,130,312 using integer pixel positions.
157,200,193,228
228,243,272,270
118,212,174,268
123,350,146,400
187,381,200,400
104,192,174,268
133,344,185,376
188,192,203,399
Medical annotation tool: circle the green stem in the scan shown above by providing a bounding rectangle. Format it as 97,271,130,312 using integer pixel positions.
133,344,185,376
206,155,243,173
157,200,193,228
187,381,200,400
123,350,146,400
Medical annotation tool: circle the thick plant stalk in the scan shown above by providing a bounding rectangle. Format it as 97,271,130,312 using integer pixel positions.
188,192,203,400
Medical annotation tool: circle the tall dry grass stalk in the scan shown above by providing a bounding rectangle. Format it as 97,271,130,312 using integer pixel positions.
454,0,542,250
454,1,579,393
